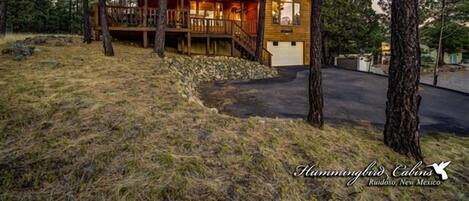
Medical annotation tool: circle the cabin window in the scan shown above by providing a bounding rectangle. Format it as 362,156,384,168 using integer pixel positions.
293,3,300,25
291,41,296,46
200,2,215,18
272,1,280,24
190,1,198,15
273,41,279,46
229,3,242,21
272,0,301,26
190,1,223,19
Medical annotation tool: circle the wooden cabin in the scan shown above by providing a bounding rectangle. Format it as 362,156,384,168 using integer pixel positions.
94,0,311,67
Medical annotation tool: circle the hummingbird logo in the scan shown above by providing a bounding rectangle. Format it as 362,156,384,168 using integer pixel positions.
428,161,451,180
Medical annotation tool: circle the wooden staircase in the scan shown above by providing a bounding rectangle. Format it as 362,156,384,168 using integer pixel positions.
189,18,272,67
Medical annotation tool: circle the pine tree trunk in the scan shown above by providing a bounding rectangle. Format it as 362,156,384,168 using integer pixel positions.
255,0,266,62
307,0,324,128
384,0,423,161
322,34,332,65
83,0,92,44
69,0,73,33
154,0,167,58
433,0,445,86
0,0,6,37
99,0,114,56
438,45,444,66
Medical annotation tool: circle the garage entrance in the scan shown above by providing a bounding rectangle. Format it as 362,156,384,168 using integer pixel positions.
267,41,304,66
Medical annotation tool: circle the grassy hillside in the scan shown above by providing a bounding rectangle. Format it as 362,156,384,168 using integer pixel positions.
0,35,468,200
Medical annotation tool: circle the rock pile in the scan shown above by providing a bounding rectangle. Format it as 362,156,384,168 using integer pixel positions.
166,55,277,82
1,42,35,61
21,35,78,46
164,54,278,102
1,35,78,60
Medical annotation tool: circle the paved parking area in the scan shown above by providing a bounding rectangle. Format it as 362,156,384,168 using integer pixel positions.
421,70,469,93
199,67,469,135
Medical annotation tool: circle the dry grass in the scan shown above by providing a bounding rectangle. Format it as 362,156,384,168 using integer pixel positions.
0,35,468,200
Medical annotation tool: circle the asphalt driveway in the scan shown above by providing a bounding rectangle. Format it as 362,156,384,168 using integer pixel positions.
198,67,469,135
421,70,469,93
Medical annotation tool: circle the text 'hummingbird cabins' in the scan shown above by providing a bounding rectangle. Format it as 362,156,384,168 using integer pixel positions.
94,0,311,66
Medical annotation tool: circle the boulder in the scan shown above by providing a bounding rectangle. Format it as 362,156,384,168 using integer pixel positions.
1,42,35,61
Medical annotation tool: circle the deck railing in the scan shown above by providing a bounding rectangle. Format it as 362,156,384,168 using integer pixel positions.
106,5,144,26
190,18,233,35
261,48,272,67
100,4,256,33
147,8,190,28
242,21,257,35
232,21,256,52
101,5,190,29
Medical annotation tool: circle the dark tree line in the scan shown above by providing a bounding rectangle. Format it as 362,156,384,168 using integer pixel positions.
3,0,86,34
381,0,468,66
0,0,6,37
321,0,387,65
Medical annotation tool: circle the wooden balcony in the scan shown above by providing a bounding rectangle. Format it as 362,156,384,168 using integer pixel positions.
94,5,190,32
93,4,271,67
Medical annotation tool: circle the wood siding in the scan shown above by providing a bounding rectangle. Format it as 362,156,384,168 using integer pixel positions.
264,0,311,65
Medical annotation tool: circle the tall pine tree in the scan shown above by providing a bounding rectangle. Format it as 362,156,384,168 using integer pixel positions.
99,0,114,56
255,0,266,62
83,0,92,43
308,0,324,128
384,0,423,161
154,0,167,58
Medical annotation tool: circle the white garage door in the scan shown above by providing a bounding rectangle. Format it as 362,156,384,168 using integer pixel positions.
267,41,304,66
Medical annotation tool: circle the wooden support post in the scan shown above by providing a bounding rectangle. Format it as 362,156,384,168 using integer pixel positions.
214,40,217,55
181,37,185,54
188,32,192,56
231,38,235,56
206,37,210,55
143,31,149,48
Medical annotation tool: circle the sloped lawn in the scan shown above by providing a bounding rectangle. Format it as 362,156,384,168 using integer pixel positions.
0,36,467,200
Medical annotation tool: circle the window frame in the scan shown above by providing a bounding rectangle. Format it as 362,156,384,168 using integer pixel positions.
272,0,301,26
190,0,224,19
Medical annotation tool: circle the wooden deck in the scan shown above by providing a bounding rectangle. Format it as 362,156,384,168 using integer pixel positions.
94,4,271,66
